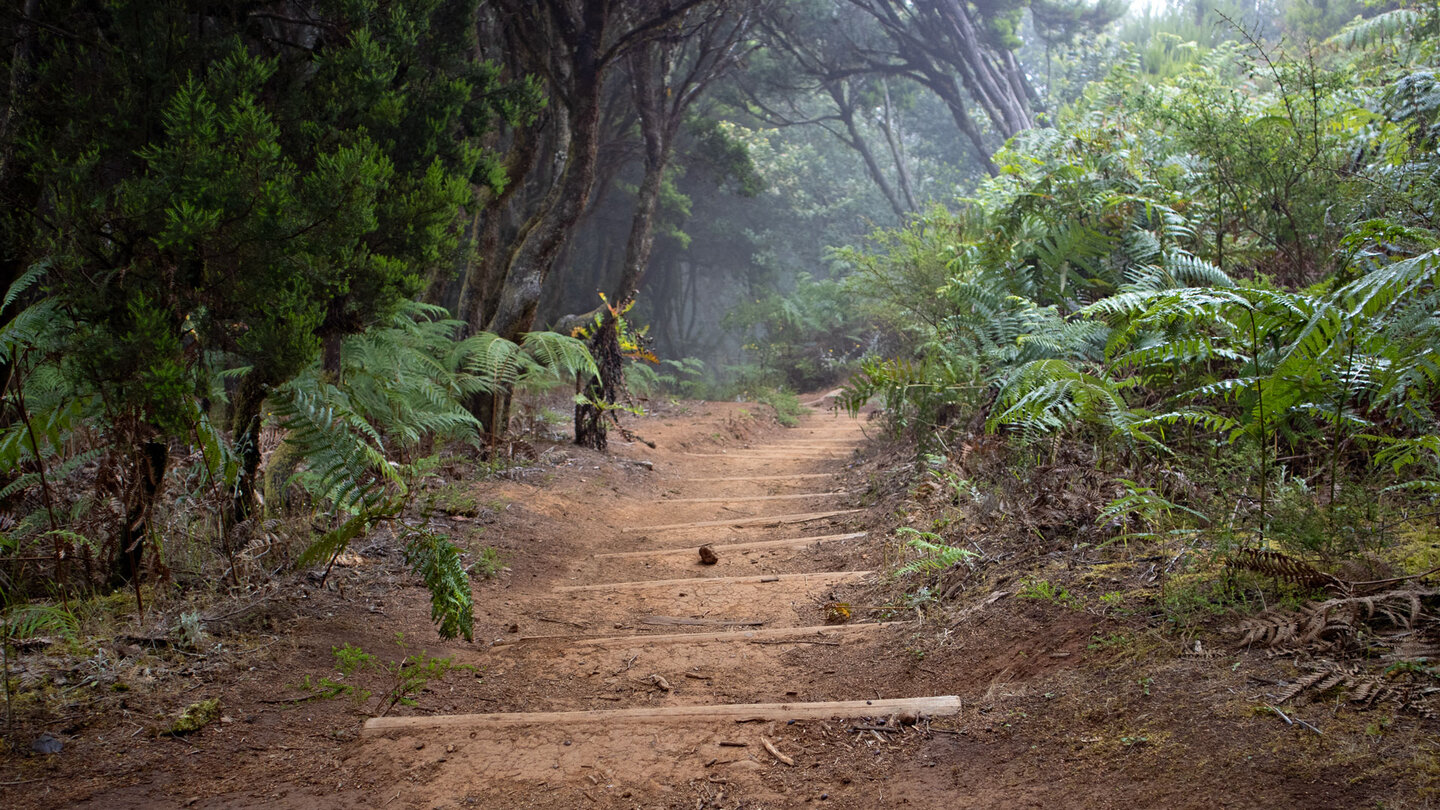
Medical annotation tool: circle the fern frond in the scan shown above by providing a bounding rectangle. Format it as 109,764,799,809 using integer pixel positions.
270,381,403,514
294,497,402,569
1341,248,1440,320
520,331,599,381
1329,9,1422,50
1,259,49,313
403,529,475,641
895,529,976,576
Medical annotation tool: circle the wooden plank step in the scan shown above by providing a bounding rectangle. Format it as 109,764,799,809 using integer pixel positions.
553,569,871,593
681,473,835,483
594,531,867,559
802,389,845,407
362,695,960,734
556,620,901,648
682,451,849,458
640,615,766,627
620,509,860,533
660,491,851,505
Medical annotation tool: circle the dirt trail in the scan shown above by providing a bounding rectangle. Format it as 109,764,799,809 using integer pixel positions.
6,398,1406,809
349,401,951,807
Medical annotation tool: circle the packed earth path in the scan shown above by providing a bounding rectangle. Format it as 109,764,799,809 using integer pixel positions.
11,397,966,810
354,395,952,808
5,397,1405,809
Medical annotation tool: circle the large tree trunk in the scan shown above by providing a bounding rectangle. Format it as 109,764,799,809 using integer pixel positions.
0,0,41,409
930,74,999,176
228,373,267,527
484,84,601,343
923,0,1033,137
457,123,542,337
113,440,168,586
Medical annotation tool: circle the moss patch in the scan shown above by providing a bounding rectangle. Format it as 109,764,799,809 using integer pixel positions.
165,698,222,736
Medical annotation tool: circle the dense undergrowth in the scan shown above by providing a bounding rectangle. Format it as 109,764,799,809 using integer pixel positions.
840,11,1440,715
0,293,595,676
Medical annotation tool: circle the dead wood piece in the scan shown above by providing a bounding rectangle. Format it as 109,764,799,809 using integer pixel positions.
718,740,747,747
664,491,852,505
535,614,588,629
761,736,795,766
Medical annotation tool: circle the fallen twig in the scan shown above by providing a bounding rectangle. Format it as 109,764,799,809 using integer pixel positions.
1263,704,1321,735
761,736,794,766
535,614,588,629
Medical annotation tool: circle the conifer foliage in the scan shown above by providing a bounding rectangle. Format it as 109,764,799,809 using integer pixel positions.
0,2,588,639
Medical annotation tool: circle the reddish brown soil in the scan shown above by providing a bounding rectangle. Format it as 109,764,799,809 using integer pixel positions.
2,398,1435,809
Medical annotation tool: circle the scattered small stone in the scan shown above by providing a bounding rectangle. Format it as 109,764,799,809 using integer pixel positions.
415,742,425,750
698,545,719,565
31,733,62,755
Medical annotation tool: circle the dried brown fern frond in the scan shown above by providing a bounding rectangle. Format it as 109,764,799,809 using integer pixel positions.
1385,637,1440,663
1230,588,1439,653
1275,662,1372,706
1274,667,1341,704
1228,549,1339,590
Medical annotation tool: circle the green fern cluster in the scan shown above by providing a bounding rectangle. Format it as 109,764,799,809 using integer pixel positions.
270,303,595,625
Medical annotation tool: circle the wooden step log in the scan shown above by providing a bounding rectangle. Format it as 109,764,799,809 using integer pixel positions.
362,695,961,734
620,508,861,533
552,569,871,593
659,491,852,505
801,388,846,407
680,473,835,483
493,619,899,651
713,442,859,449
518,616,898,648
682,451,850,458
594,531,867,559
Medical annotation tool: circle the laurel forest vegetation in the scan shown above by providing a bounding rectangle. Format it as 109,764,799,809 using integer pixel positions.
0,0,1438,754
